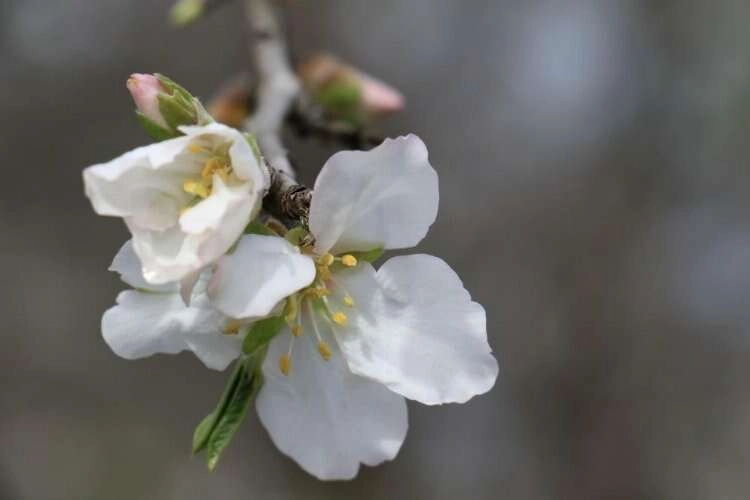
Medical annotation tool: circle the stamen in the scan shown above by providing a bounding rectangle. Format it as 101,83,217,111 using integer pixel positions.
340,254,358,267
201,158,221,178
306,300,336,362
291,324,303,337
222,319,243,335
188,144,205,154
331,311,348,326
343,294,355,307
279,332,296,376
278,354,291,376
317,341,332,361
317,265,332,281
318,253,335,267
284,295,298,323
306,286,330,299
183,179,209,198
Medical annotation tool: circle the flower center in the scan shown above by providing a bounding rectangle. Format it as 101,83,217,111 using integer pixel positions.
276,251,359,376
181,142,237,211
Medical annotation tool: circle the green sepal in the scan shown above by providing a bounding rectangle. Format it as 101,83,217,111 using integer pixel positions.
158,92,197,132
155,74,195,104
350,247,384,263
284,226,308,246
192,360,244,454
135,111,178,142
243,133,263,165
205,361,261,471
242,315,286,355
315,80,365,127
244,221,277,236
192,350,266,471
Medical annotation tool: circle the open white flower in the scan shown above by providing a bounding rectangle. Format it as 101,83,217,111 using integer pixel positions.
83,123,269,285
102,240,244,370
209,135,499,479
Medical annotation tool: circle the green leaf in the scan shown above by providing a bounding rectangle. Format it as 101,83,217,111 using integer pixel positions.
243,315,285,355
135,111,177,142
191,361,245,454
205,357,264,471
351,247,384,263
244,221,276,236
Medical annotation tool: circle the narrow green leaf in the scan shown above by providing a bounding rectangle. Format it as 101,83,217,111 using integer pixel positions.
242,315,285,355
351,247,384,263
206,365,262,471
191,361,244,454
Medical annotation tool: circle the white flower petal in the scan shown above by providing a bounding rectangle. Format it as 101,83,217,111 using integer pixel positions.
130,177,254,285
256,326,408,480
87,123,268,286
101,289,240,370
309,135,438,254
109,240,178,293
208,235,316,319
179,123,268,187
334,255,499,405
83,136,195,230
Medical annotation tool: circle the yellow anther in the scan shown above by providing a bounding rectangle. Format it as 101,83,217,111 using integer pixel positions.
284,296,298,322
317,265,332,281
183,179,209,198
222,319,243,335
343,294,355,307
318,341,332,361
188,144,205,154
201,159,220,178
291,324,303,337
318,253,335,267
341,254,358,267
306,287,330,299
332,311,348,326
279,355,291,376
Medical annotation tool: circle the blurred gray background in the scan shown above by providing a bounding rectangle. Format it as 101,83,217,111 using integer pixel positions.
2,0,750,498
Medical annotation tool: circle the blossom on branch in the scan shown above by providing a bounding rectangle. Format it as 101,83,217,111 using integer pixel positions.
209,135,499,479
102,240,244,370
83,123,269,284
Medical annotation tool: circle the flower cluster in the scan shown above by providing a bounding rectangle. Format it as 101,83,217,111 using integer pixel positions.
83,79,498,480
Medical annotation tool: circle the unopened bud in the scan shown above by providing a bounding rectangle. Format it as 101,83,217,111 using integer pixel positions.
127,74,169,128
127,73,212,141
297,53,405,125
169,0,205,26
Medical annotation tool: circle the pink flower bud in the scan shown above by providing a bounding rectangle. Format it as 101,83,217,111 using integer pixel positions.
298,54,405,117
358,72,405,114
127,73,169,128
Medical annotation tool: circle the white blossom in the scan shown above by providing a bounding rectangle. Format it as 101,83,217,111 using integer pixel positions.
101,240,244,370
83,123,269,285
208,135,499,479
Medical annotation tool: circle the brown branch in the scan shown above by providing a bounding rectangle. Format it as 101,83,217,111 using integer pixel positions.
242,0,310,224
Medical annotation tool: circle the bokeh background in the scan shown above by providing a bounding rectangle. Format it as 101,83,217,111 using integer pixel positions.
2,0,750,498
